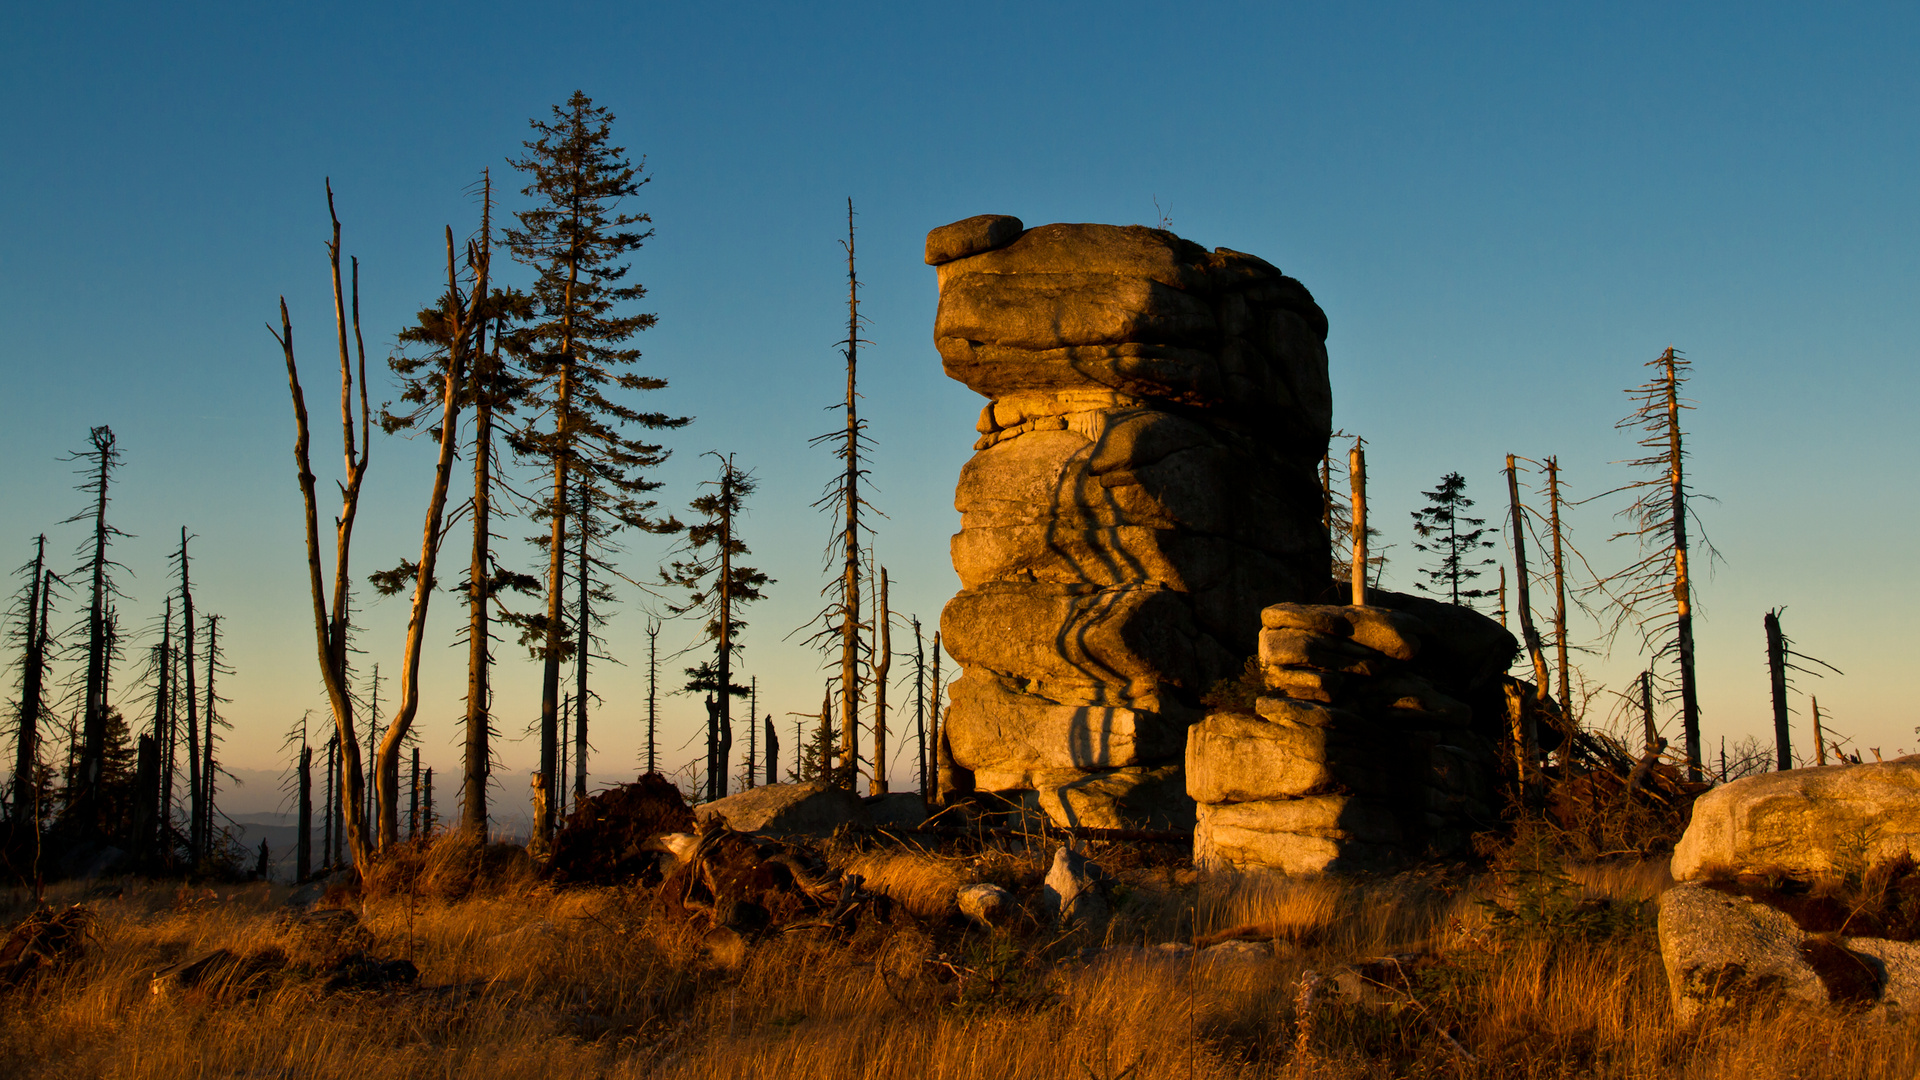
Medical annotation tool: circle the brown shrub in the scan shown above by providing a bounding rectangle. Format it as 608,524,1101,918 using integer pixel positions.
362,833,541,903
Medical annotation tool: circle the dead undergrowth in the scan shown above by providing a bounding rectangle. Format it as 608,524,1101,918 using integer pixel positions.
0,832,1913,1080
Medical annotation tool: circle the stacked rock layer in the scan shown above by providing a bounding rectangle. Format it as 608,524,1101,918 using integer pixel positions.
1189,602,1507,873
928,214,1334,829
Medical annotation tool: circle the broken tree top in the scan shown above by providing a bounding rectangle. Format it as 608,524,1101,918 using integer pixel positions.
928,214,1335,831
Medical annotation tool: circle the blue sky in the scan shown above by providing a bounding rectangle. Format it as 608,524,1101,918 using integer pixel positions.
2,2,1915,797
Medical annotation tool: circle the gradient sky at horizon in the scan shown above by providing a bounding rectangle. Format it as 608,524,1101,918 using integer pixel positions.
2,1,1916,800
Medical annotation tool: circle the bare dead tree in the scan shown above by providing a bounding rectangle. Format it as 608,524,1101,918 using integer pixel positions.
1811,695,1827,766
296,737,312,880
1504,455,1553,699
61,426,128,835
1594,348,1720,781
871,568,890,795
910,616,927,796
270,180,374,873
1762,608,1840,771
172,531,202,861
744,677,758,790
1545,458,1572,728
644,620,659,775
368,221,487,851
8,537,51,842
801,199,877,791
1348,444,1367,605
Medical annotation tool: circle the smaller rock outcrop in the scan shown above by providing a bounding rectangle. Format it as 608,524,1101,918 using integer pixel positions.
1188,599,1511,874
1671,757,1920,881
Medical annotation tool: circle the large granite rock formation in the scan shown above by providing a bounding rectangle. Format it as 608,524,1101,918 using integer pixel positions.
928,215,1334,829
1188,599,1511,873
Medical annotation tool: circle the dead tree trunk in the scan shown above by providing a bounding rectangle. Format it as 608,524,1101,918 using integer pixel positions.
645,621,659,775
929,632,945,801
270,181,374,873
715,467,734,800
574,487,591,807
74,427,118,836
835,200,865,791
322,734,336,869
1657,350,1705,781
1546,457,1572,748
819,686,833,781
375,224,481,852
911,617,927,797
1766,610,1791,771
1640,670,1657,750
1348,444,1367,606
1505,456,1552,698
201,614,221,857
180,531,201,862
408,747,420,839
1504,455,1547,792
872,568,890,795
1811,696,1826,766
462,174,499,842
764,717,778,786
11,536,46,839
296,741,312,881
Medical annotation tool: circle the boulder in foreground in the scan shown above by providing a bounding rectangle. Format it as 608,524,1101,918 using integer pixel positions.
1671,758,1920,881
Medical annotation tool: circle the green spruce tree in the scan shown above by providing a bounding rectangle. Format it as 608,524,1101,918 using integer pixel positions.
662,453,771,800
506,91,687,843
1409,471,1496,607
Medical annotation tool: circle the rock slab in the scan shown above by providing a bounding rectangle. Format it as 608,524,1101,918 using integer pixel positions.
695,781,870,836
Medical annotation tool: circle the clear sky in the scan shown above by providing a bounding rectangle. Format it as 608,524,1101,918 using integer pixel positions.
3,2,1916,805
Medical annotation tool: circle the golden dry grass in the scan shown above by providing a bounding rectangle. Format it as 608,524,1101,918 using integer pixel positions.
0,843,1915,1080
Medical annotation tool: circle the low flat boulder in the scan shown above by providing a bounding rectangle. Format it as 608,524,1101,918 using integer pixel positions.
695,781,871,837
1671,758,1920,881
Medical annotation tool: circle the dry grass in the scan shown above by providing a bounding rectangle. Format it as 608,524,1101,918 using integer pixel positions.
0,842,1914,1080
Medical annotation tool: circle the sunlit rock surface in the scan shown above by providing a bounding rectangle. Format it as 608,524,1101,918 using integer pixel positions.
929,217,1333,829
